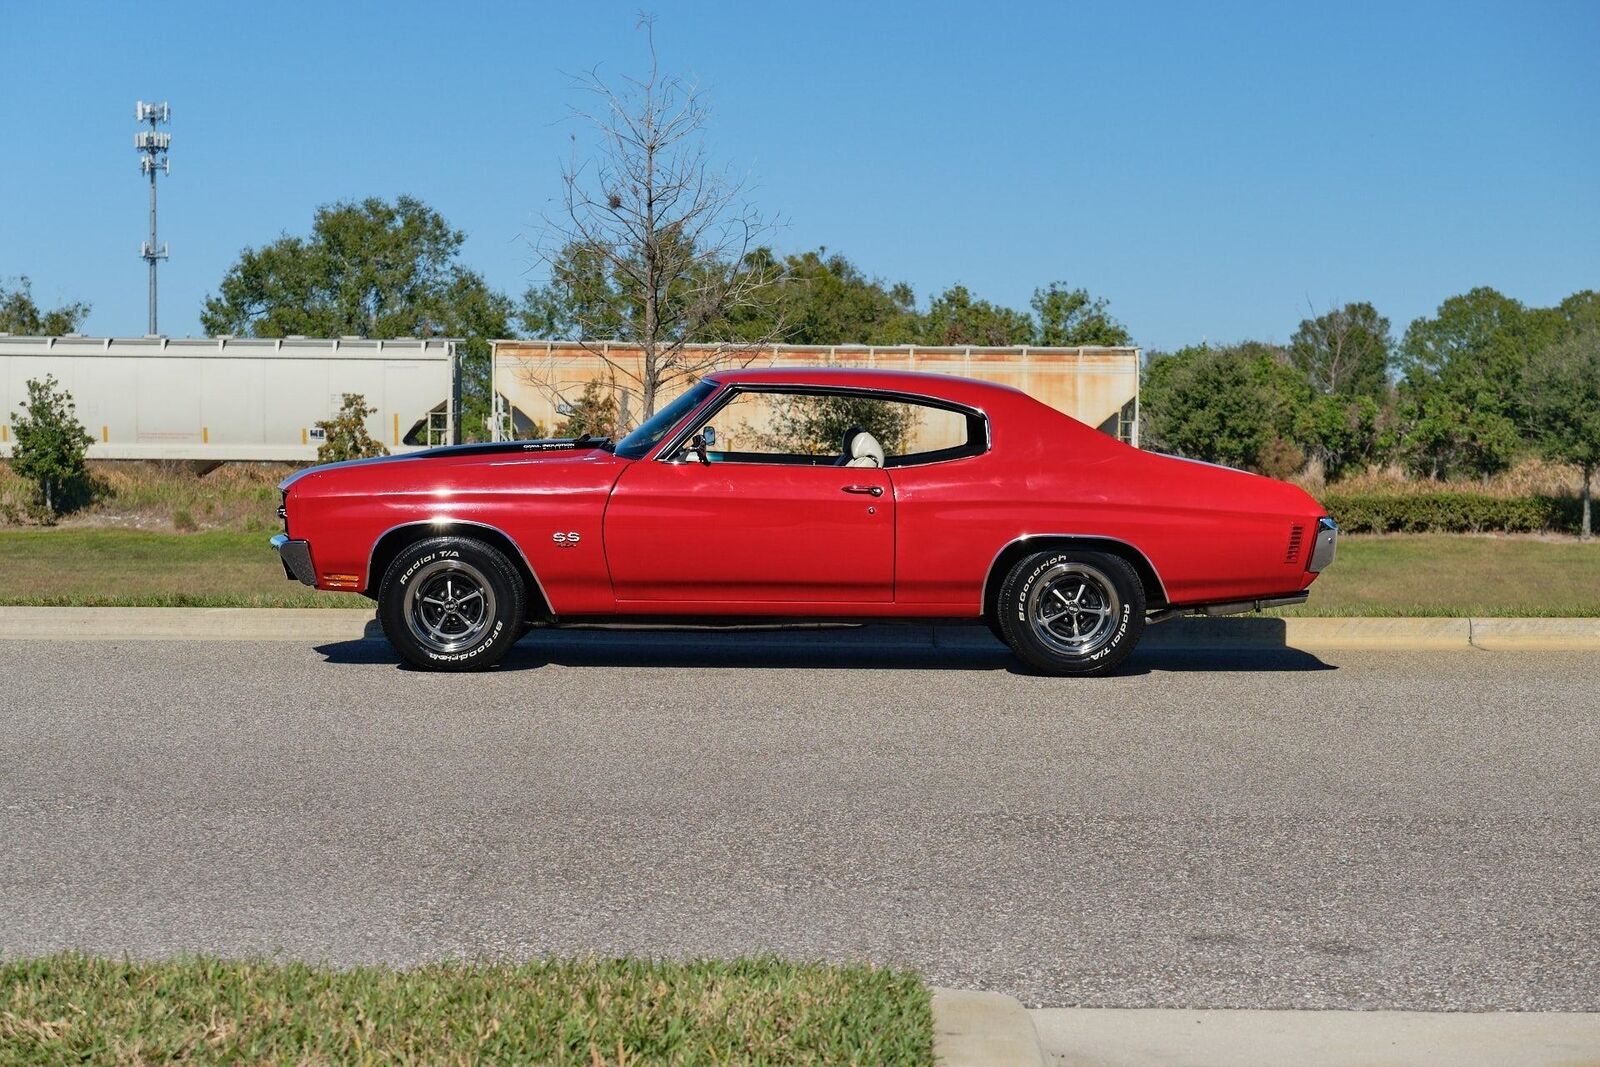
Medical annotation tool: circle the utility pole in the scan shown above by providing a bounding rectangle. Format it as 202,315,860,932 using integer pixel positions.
134,101,171,336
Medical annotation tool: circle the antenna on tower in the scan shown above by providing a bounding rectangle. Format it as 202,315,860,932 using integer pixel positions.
134,100,172,336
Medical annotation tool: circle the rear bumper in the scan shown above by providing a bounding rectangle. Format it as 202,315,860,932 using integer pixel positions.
270,534,316,586
1308,516,1338,572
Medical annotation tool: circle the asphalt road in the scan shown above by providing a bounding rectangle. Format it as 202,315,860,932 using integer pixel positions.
2,628,1596,1010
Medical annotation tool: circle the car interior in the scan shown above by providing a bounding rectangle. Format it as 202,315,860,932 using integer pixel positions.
837,427,885,468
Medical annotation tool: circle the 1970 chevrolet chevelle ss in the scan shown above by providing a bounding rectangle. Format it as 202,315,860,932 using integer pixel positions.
273,367,1335,675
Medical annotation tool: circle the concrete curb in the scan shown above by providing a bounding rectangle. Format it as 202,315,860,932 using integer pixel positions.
1030,1006,1600,1067
933,988,1046,1067
1470,616,1600,651
1147,616,1475,651
0,607,379,642
0,608,1597,652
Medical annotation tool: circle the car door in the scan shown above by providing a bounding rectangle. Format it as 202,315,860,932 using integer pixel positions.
603,389,895,605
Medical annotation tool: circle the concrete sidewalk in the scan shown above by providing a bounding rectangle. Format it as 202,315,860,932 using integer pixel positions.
0,606,1597,651
1032,1008,1600,1066
935,989,1047,1067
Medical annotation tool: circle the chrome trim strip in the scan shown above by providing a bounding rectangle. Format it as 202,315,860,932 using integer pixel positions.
1308,516,1338,573
645,382,734,462
364,519,553,614
983,533,1172,607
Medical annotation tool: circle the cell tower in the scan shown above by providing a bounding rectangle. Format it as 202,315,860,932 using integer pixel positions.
134,101,172,336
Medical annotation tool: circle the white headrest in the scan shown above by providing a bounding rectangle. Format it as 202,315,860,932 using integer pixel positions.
847,431,885,468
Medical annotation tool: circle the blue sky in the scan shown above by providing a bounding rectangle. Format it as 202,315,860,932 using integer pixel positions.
2,0,1596,350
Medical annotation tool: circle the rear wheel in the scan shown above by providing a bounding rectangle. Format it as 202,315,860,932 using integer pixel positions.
997,550,1145,676
377,536,525,671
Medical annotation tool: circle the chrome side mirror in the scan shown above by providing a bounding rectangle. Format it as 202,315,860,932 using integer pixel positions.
689,433,710,465
701,425,717,448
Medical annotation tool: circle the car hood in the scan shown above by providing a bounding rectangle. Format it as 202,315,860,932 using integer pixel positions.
279,438,613,492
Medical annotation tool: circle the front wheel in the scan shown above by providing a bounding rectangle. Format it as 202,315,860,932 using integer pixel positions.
377,536,525,671
996,550,1145,676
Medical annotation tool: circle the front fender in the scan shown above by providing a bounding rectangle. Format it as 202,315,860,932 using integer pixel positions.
286,452,628,613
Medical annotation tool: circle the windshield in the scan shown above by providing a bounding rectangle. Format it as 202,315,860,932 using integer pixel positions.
614,380,719,460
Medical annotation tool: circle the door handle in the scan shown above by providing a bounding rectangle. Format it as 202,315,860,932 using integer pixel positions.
842,484,883,497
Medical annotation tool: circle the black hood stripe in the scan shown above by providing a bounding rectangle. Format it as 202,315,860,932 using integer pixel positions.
398,437,596,459
279,438,603,491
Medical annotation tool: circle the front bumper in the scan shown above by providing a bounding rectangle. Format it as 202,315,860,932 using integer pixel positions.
270,534,317,586
1308,516,1338,573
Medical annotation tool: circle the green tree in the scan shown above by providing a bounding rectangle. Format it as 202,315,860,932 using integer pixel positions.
524,246,1141,355
1525,325,1600,539
918,284,1033,346
713,248,922,346
554,379,622,439
1395,287,1560,478
0,277,90,335
520,242,632,342
1288,301,1392,398
314,394,388,463
775,250,920,345
1141,343,1308,472
1293,393,1386,480
201,196,513,442
1558,290,1600,335
1030,283,1131,347
10,375,94,518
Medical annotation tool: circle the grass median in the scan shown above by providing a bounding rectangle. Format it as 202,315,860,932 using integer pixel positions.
0,528,1596,616
1274,533,1600,617
0,529,349,608
0,955,933,1066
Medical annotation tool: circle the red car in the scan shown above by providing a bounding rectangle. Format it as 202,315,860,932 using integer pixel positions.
273,367,1336,675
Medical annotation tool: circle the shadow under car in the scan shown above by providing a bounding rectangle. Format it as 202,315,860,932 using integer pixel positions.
316,620,1334,675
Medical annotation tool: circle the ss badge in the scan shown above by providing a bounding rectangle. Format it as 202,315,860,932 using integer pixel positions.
552,531,582,547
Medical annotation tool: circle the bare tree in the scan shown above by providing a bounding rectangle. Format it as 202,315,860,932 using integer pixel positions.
534,17,781,420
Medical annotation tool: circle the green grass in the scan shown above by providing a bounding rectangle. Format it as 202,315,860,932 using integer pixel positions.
0,529,352,608
0,955,932,1066
0,529,1596,616
1277,534,1600,617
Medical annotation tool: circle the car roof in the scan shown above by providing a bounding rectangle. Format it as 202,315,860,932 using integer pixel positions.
703,366,1029,408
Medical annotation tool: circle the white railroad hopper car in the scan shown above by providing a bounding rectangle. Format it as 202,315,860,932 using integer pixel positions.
0,335,456,461
491,340,1141,446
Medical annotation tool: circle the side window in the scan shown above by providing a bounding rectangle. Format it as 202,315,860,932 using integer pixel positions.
688,390,986,467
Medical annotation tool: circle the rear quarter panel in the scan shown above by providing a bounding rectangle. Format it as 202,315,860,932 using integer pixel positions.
893,394,1326,610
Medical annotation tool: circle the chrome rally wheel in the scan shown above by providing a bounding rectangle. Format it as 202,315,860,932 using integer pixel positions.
378,536,525,671
998,549,1145,676
1026,561,1122,658
403,559,498,655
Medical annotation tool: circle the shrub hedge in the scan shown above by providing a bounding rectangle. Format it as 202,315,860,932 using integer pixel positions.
1321,492,1584,534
